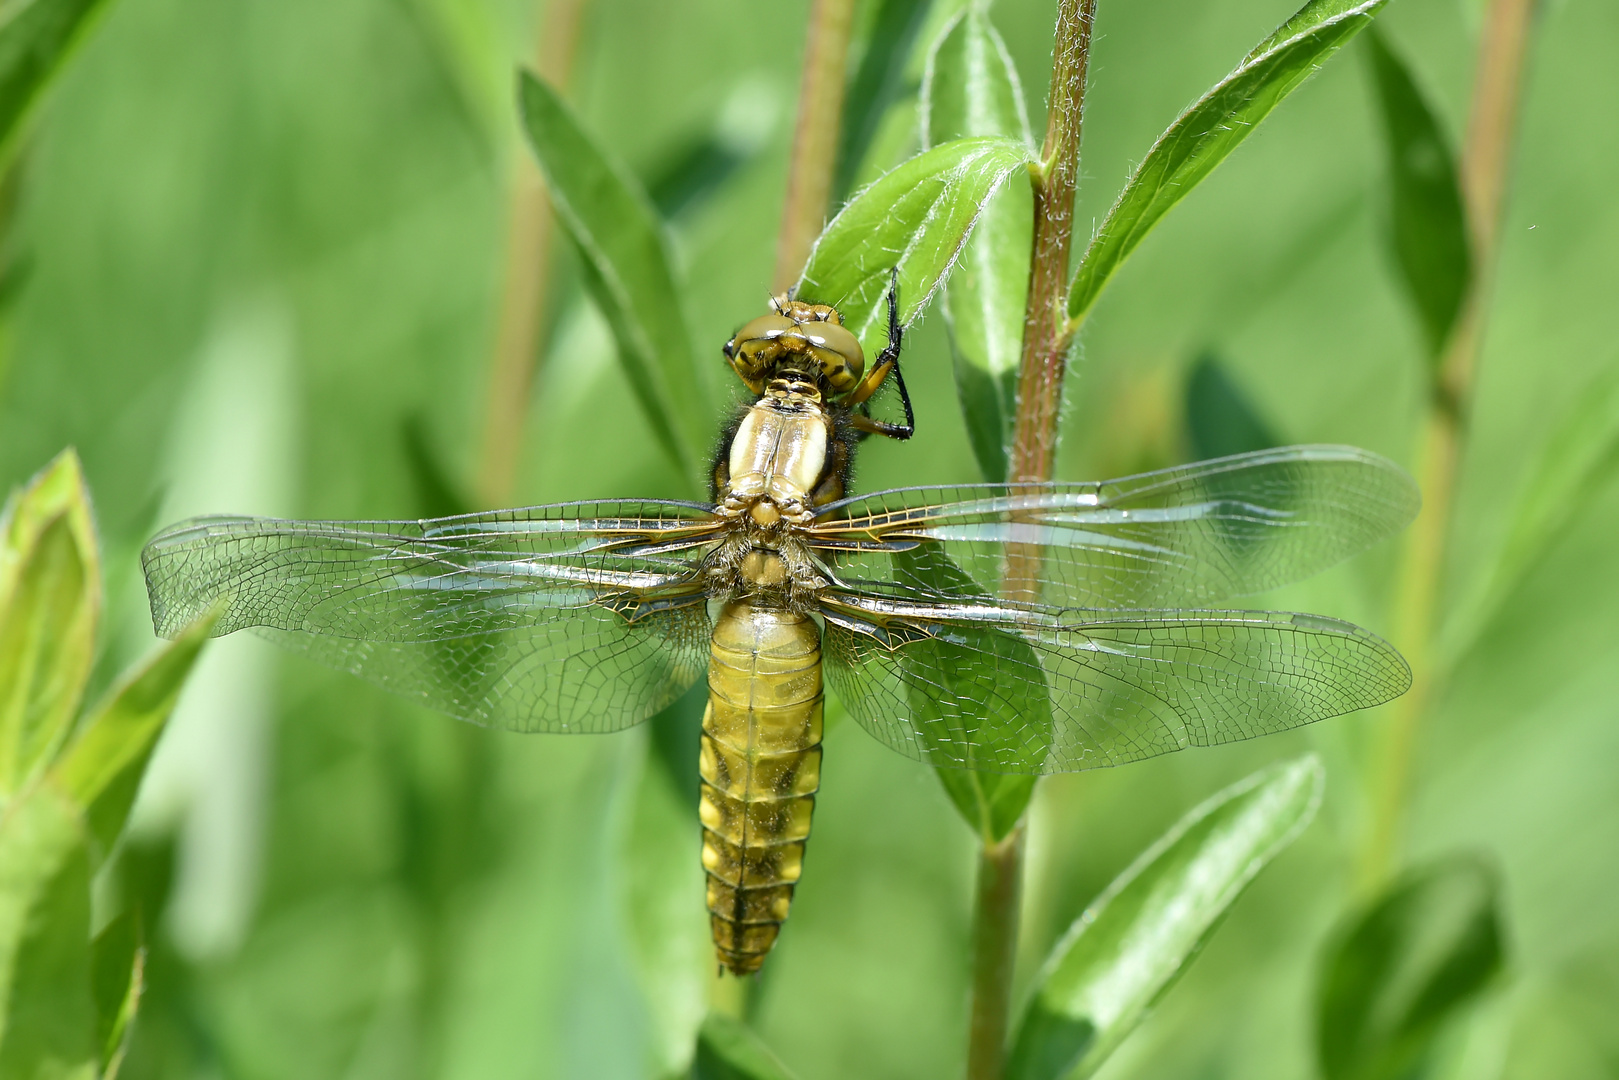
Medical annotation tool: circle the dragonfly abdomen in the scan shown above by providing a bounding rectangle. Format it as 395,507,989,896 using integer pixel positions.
699,600,823,975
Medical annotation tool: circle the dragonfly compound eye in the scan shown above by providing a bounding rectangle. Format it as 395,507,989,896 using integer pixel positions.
798,320,863,393
727,314,796,391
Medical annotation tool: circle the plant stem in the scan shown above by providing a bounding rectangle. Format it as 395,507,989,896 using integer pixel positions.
964,3,1096,1076
773,0,857,293
1007,0,1096,487
967,825,1026,1080
477,0,591,508
1361,0,1537,886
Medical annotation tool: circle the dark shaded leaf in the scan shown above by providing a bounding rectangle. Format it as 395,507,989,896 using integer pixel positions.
0,449,100,798
1364,28,1470,363
401,414,471,519
0,0,119,163
90,908,142,1076
1316,855,1504,1080
922,6,1034,483
799,136,1033,360
1009,755,1324,1080
834,0,934,200
1184,351,1280,461
1068,0,1388,327
518,72,709,482
692,1013,797,1080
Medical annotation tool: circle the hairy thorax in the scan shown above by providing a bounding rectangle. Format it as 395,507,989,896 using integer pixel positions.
710,380,837,611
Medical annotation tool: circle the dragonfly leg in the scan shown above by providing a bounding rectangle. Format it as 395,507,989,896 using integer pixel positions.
843,280,914,440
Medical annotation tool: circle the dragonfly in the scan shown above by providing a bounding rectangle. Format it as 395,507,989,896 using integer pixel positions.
143,289,1417,976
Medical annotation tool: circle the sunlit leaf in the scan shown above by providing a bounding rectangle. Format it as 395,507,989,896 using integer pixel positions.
0,783,97,1077
49,609,215,864
0,0,119,163
893,543,1038,839
693,1012,797,1080
922,6,1034,483
1443,363,1619,662
0,449,100,798
1184,350,1280,461
798,136,1034,360
518,71,709,482
1364,28,1470,364
1316,855,1504,1080
1008,754,1324,1080
835,0,935,200
1067,0,1388,327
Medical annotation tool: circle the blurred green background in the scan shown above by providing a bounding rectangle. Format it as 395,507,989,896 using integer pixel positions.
1,0,1615,1076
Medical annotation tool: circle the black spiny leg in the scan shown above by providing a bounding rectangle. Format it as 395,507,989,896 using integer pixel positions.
846,280,915,441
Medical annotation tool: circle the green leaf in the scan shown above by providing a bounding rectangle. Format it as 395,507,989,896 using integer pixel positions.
798,136,1034,361
1184,350,1280,461
1067,0,1388,327
1316,855,1504,1080
1364,28,1470,363
0,449,100,799
1008,754,1325,1080
518,71,709,483
0,783,97,1078
49,609,215,863
0,0,118,164
892,543,1039,839
1442,363,1619,662
623,710,710,1078
692,1013,797,1080
89,908,141,1077
834,0,935,201
922,6,1033,483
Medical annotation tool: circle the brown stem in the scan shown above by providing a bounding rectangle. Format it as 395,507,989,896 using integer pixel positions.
773,0,857,293
476,0,591,508
964,4,1096,1077
1007,0,1096,487
1361,0,1537,885
966,826,1026,1080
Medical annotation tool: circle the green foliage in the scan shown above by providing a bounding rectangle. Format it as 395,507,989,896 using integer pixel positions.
1183,351,1280,461
1315,856,1504,1080
0,451,212,1078
891,543,1038,841
1067,0,1388,327
518,71,709,485
835,0,935,202
798,136,1033,359
921,5,1033,483
0,0,118,164
1363,28,1470,364
691,1013,797,1080
1008,755,1324,1080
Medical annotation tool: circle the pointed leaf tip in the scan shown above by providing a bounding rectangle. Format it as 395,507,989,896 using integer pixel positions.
1009,755,1324,1080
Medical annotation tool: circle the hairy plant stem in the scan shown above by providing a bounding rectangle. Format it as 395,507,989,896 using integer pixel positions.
774,0,857,292
477,0,590,508
1007,0,1095,488
1361,0,1538,886
965,3,1096,1077
967,825,1027,1080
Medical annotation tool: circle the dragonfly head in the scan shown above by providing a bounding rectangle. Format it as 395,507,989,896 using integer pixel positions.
723,296,865,397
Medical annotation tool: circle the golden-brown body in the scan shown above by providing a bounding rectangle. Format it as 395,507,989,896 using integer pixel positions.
699,600,823,974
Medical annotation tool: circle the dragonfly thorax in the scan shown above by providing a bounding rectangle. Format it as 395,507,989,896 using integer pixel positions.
718,381,840,528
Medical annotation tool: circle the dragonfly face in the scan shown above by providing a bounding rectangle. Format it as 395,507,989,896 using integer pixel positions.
142,290,1418,977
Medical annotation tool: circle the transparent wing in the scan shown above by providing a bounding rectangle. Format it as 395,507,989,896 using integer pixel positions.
820,595,1410,774
141,502,723,732
808,445,1419,608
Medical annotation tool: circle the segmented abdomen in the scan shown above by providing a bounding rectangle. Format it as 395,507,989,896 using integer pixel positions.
699,600,822,975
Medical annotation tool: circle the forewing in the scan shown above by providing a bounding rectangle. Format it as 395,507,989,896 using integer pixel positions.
821,597,1410,774
141,502,721,732
809,445,1419,608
